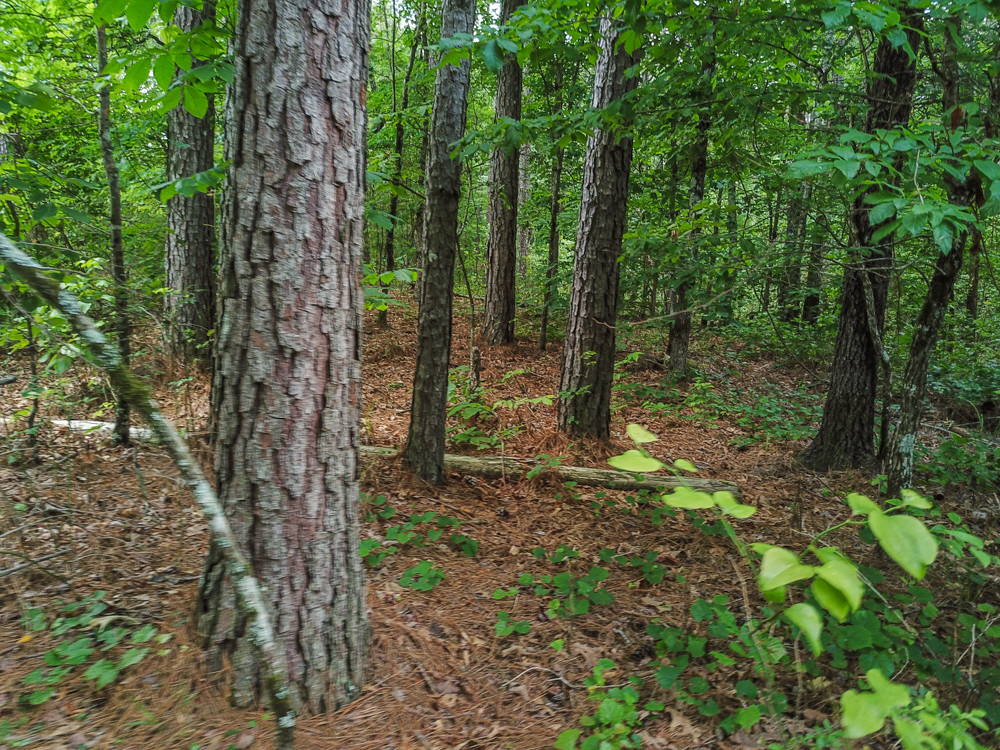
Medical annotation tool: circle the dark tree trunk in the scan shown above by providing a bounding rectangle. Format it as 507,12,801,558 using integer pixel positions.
965,227,981,320
667,32,714,376
403,0,475,483
720,173,739,324
483,0,523,345
378,6,424,328
779,180,812,323
165,2,216,366
96,26,131,447
195,0,370,713
557,18,639,438
802,214,825,324
885,16,976,496
539,63,564,351
799,18,921,472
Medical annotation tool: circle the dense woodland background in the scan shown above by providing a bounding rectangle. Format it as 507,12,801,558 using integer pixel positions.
1,0,1000,748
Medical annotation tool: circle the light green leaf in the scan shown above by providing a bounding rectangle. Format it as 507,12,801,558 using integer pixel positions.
712,491,737,509
153,55,176,91
786,160,831,179
811,578,850,622
626,424,658,444
94,0,128,23
673,458,698,473
83,658,119,689
815,559,863,613
898,489,932,510
813,546,849,565
122,56,151,92
784,602,824,656
868,510,938,580
125,0,157,31
183,86,209,119
663,486,715,509
866,668,911,709
117,647,149,669
893,717,938,750
553,729,580,750
758,548,815,592
607,450,664,474
847,493,880,515
722,504,756,518
840,689,889,738
750,543,775,555
481,39,504,74
762,584,787,604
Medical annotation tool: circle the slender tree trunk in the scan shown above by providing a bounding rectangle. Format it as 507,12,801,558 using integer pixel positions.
885,16,976,496
483,0,523,345
802,214,825,324
720,173,738,324
539,63,564,351
516,141,531,280
403,0,475,483
165,2,216,365
779,180,812,323
557,18,639,438
96,26,131,447
378,4,424,329
799,18,921,472
965,227,981,321
195,0,370,712
667,30,714,377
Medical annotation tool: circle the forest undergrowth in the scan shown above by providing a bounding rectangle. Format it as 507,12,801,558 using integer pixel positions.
0,302,997,750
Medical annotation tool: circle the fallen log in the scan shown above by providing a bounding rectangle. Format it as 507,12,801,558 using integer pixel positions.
359,445,741,496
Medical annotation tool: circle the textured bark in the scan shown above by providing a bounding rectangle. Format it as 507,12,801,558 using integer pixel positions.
483,0,523,346
667,32,714,377
802,216,825,324
96,26,131,447
778,180,812,323
165,3,216,365
885,16,974,496
403,0,475,483
195,0,370,714
799,18,921,472
539,63,564,352
516,141,531,280
965,227,981,320
557,19,639,438
0,233,297,749
362,445,740,494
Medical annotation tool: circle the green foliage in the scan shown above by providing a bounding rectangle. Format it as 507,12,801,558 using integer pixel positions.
398,560,446,591
360,495,478,567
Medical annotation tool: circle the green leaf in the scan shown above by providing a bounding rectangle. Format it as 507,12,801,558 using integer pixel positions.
811,578,850,622
898,489,932,510
974,159,1000,182
784,603,824,656
893,717,937,750
626,424,658,444
126,0,157,30
481,39,504,74
607,450,664,474
735,705,761,729
117,647,149,669
597,698,628,725
758,548,815,592
183,86,209,119
153,55,176,91
868,510,938,580
158,87,183,113
815,559,863,613
673,458,698,473
847,493,879,515
32,203,57,221
786,160,831,179
840,689,888,738
663,486,715,509
553,729,580,750
867,668,910,709
83,658,119,689
94,0,129,23
750,543,775,555
122,56,152,92
868,201,897,225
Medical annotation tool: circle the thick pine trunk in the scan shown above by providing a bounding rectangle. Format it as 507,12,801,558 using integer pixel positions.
96,27,131,447
557,19,639,438
196,0,370,713
799,19,921,472
165,3,216,365
483,0,522,346
403,0,476,483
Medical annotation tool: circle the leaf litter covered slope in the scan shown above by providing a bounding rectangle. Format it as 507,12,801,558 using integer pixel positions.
0,305,993,749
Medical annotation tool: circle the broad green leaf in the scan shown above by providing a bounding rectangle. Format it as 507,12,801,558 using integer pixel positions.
813,546,849,565
553,729,580,750
758,548,815,592
974,159,1000,182
122,56,151,92
750,543,775,555
893,717,937,750
183,86,209,119
840,689,889,738
597,697,628,724
868,510,938,580
722,504,756,518
811,578,850,622
607,450,664,474
712,491,737,509
83,658,119,689
868,201,896,224
32,203,57,221
626,424,658,444
153,55,176,91
866,668,910,709
762,584,787,603
815,559,863,613
117,647,148,669
899,489,932,510
784,602,824,656
786,160,830,179
126,0,157,30
847,493,879,515
94,0,128,23
158,87,183,113
481,39,504,74
663,486,715,509
673,458,698,473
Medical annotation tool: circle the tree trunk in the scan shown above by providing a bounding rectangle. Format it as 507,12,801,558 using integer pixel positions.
965,227,980,321
378,5,424,329
779,180,812,323
539,63,564,352
195,0,370,713
164,3,216,365
802,214,825,324
667,30,714,377
516,141,531,280
799,18,921,472
403,0,476,483
483,0,522,346
885,15,976,496
96,26,131,447
557,18,639,438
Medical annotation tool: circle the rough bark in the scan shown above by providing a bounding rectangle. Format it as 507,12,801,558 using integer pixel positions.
667,31,714,377
802,215,825,324
0,233,297,750
539,63,564,352
778,180,812,323
965,227,981,320
557,19,639,438
165,2,216,365
96,26,131,447
516,141,531,280
195,0,370,714
885,16,975,496
403,0,475,483
799,17,921,472
362,445,740,495
483,0,523,346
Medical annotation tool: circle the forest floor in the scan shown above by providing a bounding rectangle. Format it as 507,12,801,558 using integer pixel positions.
0,299,994,750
